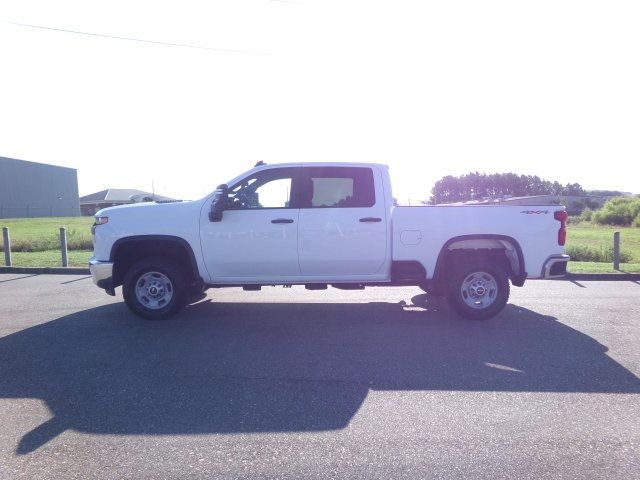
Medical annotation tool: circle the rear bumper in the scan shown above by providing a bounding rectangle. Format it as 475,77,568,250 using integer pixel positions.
541,254,570,278
89,259,115,294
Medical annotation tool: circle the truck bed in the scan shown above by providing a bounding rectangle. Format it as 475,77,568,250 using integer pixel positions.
392,205,565,279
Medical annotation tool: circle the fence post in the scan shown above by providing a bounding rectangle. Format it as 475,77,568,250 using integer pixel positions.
60,227,68,267
613,231,620,270
2,227,11,267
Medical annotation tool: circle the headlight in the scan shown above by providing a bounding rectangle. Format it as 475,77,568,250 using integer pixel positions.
92,216,109,235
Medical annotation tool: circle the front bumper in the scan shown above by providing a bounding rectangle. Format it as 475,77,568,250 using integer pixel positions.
541,254,570,278
89,259,115,295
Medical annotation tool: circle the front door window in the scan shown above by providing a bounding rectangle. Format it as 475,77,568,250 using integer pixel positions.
227,170,294,210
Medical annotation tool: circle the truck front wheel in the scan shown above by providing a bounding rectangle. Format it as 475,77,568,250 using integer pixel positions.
446,262,510,320
123,257,187,320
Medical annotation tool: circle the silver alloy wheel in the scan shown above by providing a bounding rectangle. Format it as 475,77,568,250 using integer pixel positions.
460,271,498,309
135,271,174,310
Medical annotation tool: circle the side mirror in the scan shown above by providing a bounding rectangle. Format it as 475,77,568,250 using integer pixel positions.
209,184,228,222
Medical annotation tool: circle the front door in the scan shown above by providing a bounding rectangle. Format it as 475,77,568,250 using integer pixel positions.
200,168,300,281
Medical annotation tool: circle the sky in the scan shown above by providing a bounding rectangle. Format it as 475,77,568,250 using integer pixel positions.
1,0,639,202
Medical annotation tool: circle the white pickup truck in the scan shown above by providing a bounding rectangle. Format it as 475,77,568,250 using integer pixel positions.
90,162,569,320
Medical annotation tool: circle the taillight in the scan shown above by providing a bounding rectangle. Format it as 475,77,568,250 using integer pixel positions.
554,210,568,246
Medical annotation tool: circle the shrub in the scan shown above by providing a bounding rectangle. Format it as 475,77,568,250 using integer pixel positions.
580,208,594,222
567,200,586,216
10,237,58,252
2,228,92,252
566,244,632,263
66,228,93,250
593,197,640,226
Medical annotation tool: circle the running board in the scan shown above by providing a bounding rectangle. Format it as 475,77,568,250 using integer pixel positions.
331,284,365,290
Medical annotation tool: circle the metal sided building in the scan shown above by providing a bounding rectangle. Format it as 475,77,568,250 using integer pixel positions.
0,156,80,218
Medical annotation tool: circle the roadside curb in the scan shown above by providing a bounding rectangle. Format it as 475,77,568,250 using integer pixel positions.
0,266,90,275
565,273,640,281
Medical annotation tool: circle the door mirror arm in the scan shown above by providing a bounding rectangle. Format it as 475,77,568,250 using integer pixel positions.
209,184,228,222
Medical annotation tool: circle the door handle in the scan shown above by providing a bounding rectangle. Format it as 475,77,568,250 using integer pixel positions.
271,218,294,224
359,217,382,223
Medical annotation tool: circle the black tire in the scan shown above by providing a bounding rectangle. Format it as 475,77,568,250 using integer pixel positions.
187,285,208,304
122,257,187,320
446,261,510,320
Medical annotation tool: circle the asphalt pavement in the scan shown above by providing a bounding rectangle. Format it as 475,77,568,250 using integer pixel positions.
0,274,639,479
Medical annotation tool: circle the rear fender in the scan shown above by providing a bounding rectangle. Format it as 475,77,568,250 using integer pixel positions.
433,235,526,287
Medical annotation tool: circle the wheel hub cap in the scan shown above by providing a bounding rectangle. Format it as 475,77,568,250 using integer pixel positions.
135,272,174,310
461,272,498,309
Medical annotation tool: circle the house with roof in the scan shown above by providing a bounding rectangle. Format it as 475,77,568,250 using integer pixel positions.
79,189,175,216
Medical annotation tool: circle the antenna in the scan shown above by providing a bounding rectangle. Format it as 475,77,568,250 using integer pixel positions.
254,161,266,167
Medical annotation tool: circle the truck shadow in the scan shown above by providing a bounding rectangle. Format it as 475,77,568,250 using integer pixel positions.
1,296,639,454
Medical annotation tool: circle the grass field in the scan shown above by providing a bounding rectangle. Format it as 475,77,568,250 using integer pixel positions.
9,250,93,268
0,217,94,252
566,224,640,272
1,217,639,272
568,261,640,273
568,224,640,258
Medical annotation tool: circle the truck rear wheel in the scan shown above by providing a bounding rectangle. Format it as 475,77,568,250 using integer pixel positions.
123,257,187,320
446,261,509,320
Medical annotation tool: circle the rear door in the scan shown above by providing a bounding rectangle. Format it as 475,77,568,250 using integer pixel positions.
296,166,388,277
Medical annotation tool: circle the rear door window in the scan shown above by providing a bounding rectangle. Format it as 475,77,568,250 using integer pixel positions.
295,167,375,208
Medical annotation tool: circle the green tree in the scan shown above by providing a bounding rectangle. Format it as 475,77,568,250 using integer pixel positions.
430,172,584,204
